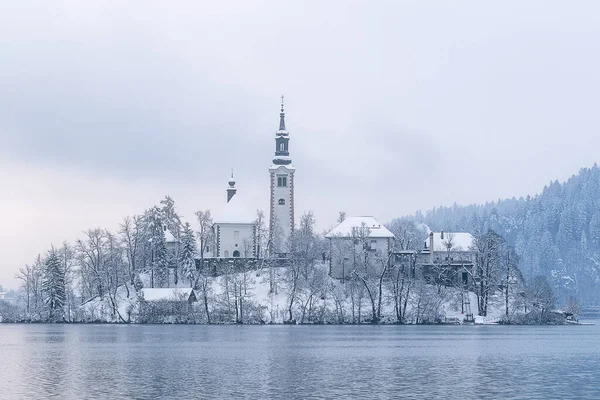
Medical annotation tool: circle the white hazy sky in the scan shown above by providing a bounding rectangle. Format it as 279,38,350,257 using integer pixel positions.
2,1,600,289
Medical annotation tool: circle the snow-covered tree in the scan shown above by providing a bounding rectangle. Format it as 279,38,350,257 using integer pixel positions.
16,255,44,320
195,209,214,261
528,275,556,323
120,215,143,286
180,222,197,287
42,249,66,322
160,195,182,238
153,230,169,288
286,211,321,322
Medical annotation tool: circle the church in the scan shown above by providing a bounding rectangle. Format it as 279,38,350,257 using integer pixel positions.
210,98,296,259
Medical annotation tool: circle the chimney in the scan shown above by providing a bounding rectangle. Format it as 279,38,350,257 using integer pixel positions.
429,232,434,264
227,171,237,203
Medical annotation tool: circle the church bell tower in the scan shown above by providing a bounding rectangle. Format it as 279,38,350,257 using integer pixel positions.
269,96,295,254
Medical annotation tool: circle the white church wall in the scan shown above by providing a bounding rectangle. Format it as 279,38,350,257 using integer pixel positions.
270,165,295,251
216,223,255,258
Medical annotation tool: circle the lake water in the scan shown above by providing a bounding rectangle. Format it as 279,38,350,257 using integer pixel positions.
1,323,599,399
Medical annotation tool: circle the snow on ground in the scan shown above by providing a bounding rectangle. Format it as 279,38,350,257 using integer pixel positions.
80,284,137,323
79,267,511,324
140,288,194,301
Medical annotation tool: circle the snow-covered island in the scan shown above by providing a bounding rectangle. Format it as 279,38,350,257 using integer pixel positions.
3,210,574,325
1,104,580,325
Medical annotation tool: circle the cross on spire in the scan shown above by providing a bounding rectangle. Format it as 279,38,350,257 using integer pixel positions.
279,95,286,131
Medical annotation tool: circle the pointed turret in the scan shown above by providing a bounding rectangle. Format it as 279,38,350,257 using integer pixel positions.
226,170,237,203
273,96,292,166
278,96,287,132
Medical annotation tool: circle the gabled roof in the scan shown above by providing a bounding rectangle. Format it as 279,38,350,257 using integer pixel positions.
165,229,177,243
139,288,195,302
213,194,255,225
427,232,475,252
325,216,395,239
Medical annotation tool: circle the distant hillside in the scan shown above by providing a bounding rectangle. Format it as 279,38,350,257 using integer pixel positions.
408,165,600,305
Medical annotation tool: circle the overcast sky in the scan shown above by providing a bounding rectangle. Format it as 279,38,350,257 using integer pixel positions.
2,1,600,289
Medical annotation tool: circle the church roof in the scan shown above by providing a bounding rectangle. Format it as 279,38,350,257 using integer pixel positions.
164,228,177,243
213,194,255,225
325,216,395,239
426,232,475,252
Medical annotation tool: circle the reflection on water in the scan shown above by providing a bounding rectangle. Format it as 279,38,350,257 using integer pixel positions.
1,324,599,399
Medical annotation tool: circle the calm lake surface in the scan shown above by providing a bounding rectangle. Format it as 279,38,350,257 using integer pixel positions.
1,323,599,399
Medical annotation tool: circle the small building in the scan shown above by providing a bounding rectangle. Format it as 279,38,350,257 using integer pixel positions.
0,291,17,305
212,173,256,258
325,216,395,279
139,288,197,304
138,288,198,323
416,231,476,288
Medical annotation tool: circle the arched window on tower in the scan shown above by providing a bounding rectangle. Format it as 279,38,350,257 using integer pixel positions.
279,142,285,152
278,198,285,205
224,250,229,258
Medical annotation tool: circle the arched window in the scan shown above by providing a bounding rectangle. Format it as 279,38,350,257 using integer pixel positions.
233,250,240,258
224,250,229,257
278,198,285,205
279,142,285,152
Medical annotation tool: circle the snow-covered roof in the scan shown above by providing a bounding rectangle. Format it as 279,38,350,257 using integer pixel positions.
165,229,177,243
427,232,475,252
269,164,295,171
325,216,395,239
139,288,195,302
213,194,255,225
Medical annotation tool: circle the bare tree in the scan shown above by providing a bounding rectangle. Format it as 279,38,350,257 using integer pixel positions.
387,218,424,251
286,211,320,322
195,209,214,266
76,229,108,300
471,230,505,316
528,275,556,323
120,216,142,287
254,210,269,262
348,223,394,324
16,255,44,320
352,249,393,324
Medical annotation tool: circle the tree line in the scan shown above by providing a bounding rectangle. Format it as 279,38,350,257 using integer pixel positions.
3,198,567,324
409,164,600,304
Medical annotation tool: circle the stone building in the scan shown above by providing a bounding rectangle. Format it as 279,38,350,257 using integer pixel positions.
326,216,395,279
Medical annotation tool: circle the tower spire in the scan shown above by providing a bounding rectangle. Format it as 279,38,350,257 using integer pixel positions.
279,95,286,132
227,170,237,203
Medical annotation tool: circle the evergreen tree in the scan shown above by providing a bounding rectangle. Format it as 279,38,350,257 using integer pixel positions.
180,222,197,287
42,250,66,322
408,165,600,304
153,230,169,288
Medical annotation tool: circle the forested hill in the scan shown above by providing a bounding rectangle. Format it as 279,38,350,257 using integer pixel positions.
408,164,600,305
